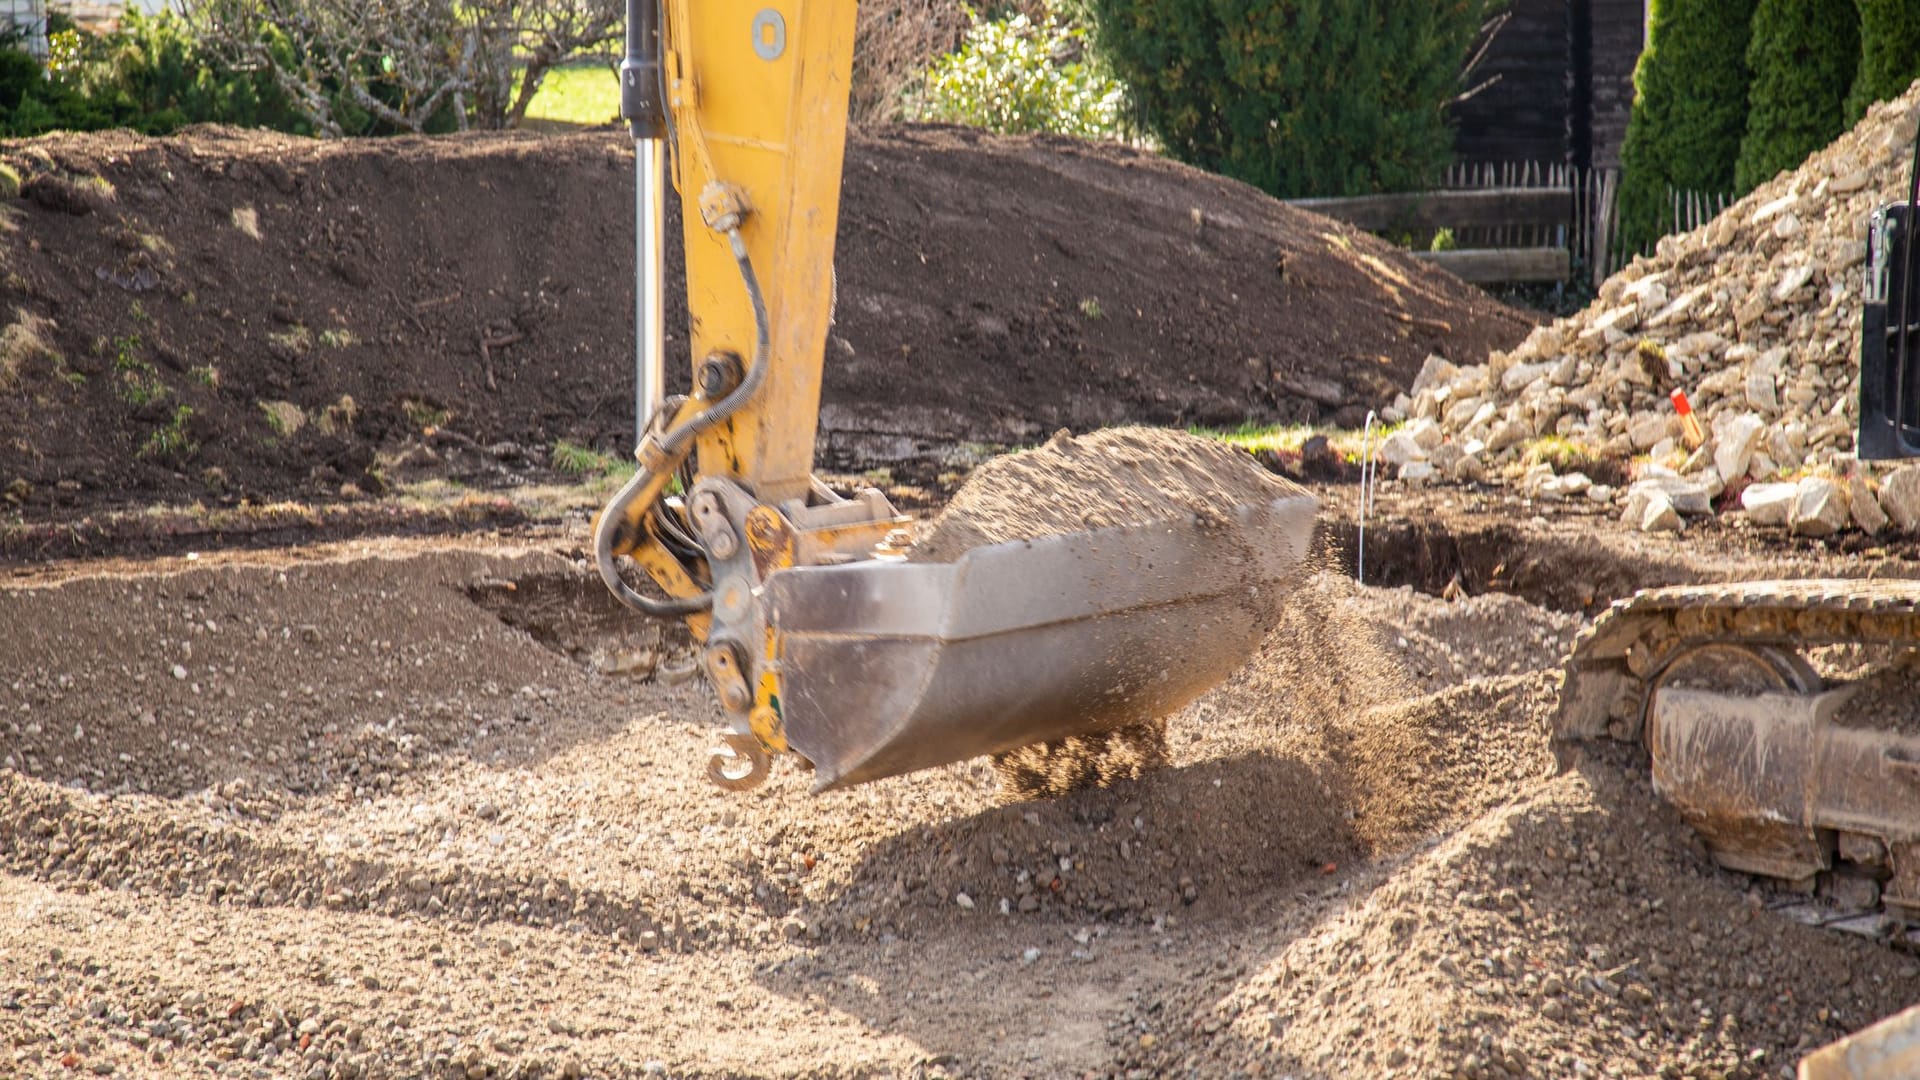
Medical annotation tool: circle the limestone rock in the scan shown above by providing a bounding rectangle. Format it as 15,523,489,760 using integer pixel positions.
1640,490,1683,533
1629,476,1713,516
1881,465,1920,532
1410,355,1459,398
1377,431,1426,469
1850,475,1889,535
1399,460,1436,484
1712,413,1767,486
1501,361,1551,393
1627,413,1673,451
1487,419,1531,453
1741,482,1796,527
1788,476,1850,538
1404,418,1444,452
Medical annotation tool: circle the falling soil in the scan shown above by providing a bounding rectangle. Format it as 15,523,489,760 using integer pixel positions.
0,125,1530,525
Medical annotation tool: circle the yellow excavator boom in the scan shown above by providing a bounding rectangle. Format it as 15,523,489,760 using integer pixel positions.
593,0,1318,793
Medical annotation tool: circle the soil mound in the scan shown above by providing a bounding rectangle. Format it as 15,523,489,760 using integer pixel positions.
0,125,1530,521
1173,759,1914,1080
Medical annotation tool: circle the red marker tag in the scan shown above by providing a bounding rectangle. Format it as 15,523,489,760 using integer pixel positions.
1670,388,1705,448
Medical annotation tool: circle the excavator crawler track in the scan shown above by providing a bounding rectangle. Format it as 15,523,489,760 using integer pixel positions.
1557,578,1920,945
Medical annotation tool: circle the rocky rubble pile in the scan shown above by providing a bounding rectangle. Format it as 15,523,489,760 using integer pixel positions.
1380,80,1920,537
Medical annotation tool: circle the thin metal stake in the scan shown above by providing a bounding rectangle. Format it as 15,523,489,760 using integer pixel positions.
1357,410,1378,585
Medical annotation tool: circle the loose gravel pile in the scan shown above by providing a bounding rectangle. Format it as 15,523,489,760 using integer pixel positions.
1382,80,1920,542
3,540,1916,1078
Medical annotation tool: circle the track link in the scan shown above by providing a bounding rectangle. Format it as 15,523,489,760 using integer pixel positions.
1557,578,1920,742
1557,578,1920,944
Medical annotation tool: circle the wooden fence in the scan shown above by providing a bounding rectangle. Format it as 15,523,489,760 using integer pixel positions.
1288,170,1573,284
1290,161,1735,289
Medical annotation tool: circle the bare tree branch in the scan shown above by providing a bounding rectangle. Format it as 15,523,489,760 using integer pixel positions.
180,0,623,135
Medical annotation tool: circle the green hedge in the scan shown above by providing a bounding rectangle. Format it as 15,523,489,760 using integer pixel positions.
1847,0,1920,122
1089,0,1491,198
0,11,309,138
1734,0,1859,192
1614,0,1758,258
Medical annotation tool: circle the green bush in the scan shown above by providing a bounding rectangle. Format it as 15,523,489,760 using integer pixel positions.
1846,0,1920,122
1089,0,1490,198
0,10,308,138
1614,0,1758,258
1735,0,1859,192
916,4,1124,138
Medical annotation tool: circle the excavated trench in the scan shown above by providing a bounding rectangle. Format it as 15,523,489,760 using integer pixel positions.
1325,514,1700,614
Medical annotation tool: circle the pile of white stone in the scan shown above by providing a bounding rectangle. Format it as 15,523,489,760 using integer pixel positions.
1378,79,1920,538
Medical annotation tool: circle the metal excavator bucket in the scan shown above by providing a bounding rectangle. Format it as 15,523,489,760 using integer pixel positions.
766,492,1319,791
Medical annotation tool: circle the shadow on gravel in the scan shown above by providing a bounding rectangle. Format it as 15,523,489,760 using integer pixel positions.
750,750,1362,1068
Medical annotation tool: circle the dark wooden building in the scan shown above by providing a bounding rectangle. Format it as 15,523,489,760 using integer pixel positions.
1449,0,1646,170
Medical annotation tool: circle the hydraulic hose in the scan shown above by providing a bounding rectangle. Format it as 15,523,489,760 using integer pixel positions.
595,227,772,619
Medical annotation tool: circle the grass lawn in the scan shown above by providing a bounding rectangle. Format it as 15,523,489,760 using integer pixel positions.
523,62,620,129
1194,421,1402,462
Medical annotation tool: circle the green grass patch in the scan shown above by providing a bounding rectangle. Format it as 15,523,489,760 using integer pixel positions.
1194,421,1402,463
139,405,197,460
0,310,60,389
113,334,168,406
552,439,635,479
268,325,312,354
524,63,620,128
1521,435,1606,475
258,399,305,437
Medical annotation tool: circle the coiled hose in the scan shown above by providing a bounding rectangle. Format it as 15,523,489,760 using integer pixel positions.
596,228,771,618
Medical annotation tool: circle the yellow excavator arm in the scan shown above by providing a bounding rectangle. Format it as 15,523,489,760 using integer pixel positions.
595,0,1318,794
598,0,907,782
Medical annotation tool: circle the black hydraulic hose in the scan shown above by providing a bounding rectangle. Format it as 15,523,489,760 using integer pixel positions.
596,464,713,619
654,230,773,457
595,228,772,619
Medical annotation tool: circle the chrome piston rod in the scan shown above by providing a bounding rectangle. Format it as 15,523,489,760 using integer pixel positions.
620,0,668,443
634,137,666,439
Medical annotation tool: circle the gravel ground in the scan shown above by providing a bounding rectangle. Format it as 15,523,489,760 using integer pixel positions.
3,536,1916,1079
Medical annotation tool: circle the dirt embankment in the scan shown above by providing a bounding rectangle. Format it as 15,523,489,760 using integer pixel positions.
0,125,1531,522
